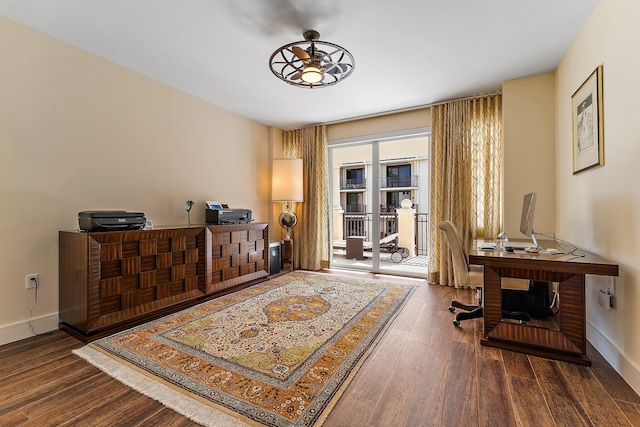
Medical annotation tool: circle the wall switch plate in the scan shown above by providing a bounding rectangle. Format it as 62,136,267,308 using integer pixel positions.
26,273,38,289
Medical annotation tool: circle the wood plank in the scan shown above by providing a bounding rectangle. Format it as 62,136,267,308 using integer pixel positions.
347,328,408,401
0,337,82,380
501,351,555,427
390,288,425,333
563,366,632,426
0,357,89,402
614,400,640,426
60,388,165,427
135,408,203,426
0,409,29,425
441,341,478,427
587,342,640,404
366,364,417,427
0,331,70,357
0,365,101,414
507,376,555,427
23,376,130,423
528,357,592,426
477,356,517,426
502,350,536,379
405,352,448,426
324,393,376,426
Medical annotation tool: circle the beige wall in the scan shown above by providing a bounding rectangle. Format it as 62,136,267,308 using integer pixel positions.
555,0,640,392
269,126,285,242
502,74,556,240
0,17,271,343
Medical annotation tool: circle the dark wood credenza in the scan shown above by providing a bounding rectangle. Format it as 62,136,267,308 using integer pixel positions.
59,223,268,342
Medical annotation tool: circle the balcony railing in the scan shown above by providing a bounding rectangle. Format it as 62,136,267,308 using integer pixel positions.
380,175,418,188
343,213,398,239
380,204,418,213
414,213,428,256
339,211,429,256
340,179,367,190
344,204,366,213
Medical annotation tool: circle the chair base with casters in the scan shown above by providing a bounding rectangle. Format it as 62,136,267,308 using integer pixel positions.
449,301,484,327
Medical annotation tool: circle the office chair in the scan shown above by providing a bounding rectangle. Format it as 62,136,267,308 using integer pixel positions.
438,221,530,327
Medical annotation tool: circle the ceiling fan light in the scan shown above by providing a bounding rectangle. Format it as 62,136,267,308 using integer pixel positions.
269,30,354,89
301,65,323,83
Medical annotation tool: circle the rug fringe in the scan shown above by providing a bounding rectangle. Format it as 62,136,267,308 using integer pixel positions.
73,346,252,427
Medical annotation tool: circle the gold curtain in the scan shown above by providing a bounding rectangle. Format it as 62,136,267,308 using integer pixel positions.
282,125,329,270
428,94,503,287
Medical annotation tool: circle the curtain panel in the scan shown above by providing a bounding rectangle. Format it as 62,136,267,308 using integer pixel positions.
282,125,330,270
428,94,503,287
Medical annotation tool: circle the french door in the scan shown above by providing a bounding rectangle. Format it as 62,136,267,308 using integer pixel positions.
328,132,429,277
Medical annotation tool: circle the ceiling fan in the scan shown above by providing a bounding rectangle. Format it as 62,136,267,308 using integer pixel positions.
269,30,355,88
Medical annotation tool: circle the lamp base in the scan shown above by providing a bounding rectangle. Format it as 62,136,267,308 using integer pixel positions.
282,239,294,271
278,211,297,239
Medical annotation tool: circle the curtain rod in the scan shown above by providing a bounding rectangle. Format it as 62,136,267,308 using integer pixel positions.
287,90,501,130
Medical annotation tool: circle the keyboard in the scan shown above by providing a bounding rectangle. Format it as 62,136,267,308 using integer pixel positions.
478,242,497,251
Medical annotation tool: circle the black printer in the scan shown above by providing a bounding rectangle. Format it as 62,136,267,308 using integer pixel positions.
205,207,252,224
78,210,146,232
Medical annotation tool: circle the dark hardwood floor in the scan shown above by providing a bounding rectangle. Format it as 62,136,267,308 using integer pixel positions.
1,270,639,426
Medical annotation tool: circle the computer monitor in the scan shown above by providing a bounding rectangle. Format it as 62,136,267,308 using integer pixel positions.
519,192,538,248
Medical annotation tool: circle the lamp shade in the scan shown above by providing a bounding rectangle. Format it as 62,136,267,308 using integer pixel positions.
272,158,303,202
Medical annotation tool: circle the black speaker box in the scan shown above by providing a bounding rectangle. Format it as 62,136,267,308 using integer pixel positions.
269,242,281,275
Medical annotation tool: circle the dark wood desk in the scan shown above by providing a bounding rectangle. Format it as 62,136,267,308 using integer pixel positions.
469,244,618,365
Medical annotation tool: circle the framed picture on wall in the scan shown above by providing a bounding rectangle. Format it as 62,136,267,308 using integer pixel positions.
572,65,604,174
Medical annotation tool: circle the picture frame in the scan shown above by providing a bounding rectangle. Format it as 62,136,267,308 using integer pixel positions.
572,65,604,174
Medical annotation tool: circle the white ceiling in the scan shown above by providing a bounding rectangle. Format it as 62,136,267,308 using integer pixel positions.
0,0,598,129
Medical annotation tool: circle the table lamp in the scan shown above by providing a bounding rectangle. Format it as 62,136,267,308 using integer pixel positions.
272,158,304,239
272,158,303,270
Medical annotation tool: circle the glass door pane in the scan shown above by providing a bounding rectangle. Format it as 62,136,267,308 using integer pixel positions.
377,137,429,277
329,134,429,278
330,143,375,271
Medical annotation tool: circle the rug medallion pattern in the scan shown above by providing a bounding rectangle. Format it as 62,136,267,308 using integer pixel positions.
92,272,415,426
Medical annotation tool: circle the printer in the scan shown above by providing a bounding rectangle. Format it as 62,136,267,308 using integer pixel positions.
205,206,252,225
78,210,146,232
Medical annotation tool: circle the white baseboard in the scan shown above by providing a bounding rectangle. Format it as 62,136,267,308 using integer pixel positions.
587,320,640,396
0,314,60,346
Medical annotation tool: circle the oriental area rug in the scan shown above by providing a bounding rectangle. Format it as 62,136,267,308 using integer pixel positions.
74,271,415,427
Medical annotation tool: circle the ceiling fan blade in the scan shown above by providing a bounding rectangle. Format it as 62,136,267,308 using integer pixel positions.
325,63,348,74
291,46,310,59
291,71,303,80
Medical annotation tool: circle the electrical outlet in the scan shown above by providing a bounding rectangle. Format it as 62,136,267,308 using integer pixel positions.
26,273,38,289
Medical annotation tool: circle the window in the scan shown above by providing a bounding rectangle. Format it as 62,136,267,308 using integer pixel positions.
345,192,365,213
384,164,412,187
344,168,365,189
